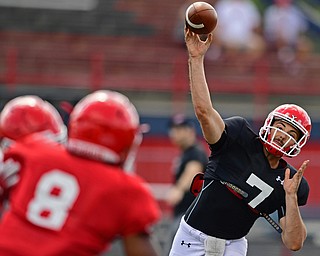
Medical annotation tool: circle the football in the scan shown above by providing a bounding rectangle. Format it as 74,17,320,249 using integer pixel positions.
185,1,218,35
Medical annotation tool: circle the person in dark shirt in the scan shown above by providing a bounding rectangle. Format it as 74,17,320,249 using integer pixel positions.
166,114,208,250
169,27,312,256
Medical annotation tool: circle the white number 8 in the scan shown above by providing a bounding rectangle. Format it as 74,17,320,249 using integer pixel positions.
27,170,79,231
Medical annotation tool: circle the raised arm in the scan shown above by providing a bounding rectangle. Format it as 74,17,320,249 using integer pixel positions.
185,28,225,144
280,160,309,251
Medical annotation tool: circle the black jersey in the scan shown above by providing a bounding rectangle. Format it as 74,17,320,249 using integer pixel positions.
185,116,309,239
173,144,208,217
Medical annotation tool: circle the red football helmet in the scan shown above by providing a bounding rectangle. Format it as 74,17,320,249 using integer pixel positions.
0,95,67,145
67,90,142,168
259,104,312,157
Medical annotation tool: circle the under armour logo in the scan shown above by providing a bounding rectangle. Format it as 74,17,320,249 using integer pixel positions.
276,176,284,185
181,240,191,248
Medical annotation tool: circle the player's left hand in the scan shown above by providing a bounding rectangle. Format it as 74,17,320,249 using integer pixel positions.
283,160,309,196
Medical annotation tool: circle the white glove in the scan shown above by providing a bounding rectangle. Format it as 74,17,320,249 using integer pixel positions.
0,158,20,195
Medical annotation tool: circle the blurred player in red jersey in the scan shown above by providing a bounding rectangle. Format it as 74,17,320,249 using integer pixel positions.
0,90,161,256
0,95,68,213
0,95,67,150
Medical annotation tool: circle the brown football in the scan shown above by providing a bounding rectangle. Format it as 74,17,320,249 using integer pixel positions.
185,1,218,34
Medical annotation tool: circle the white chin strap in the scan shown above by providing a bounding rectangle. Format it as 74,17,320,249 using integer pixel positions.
122,133,142,174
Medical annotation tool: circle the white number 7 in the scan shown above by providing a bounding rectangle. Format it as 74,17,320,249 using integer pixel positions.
246,173,273,208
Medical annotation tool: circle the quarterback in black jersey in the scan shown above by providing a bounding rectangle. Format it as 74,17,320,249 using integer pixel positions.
169,27,312,256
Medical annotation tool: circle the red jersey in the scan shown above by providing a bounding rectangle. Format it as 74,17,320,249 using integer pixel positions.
0,135,160,255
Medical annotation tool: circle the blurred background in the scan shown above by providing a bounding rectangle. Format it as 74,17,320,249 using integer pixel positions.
0,0,320,255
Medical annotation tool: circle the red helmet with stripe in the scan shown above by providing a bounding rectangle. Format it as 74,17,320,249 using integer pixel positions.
0,95,67,145
259,104,311,157
67,90,142,168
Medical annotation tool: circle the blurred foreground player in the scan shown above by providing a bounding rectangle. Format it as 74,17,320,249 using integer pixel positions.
0,95,68,211
0,95,67,150
0,90,160,256
169,27,312,256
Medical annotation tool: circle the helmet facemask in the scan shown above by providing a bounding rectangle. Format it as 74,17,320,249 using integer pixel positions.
259,110,310,157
